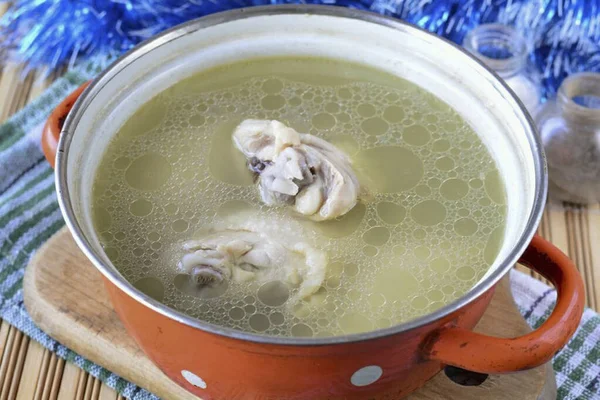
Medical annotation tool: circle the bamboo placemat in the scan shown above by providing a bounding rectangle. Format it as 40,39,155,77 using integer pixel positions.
0,52,598,400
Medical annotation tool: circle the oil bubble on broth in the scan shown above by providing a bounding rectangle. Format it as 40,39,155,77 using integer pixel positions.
92,57,507,338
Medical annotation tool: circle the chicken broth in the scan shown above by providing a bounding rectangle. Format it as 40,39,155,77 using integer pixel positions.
92,57,507,337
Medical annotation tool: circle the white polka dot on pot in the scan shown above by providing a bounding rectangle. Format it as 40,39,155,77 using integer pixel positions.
351,365,383,387
181,370,207,389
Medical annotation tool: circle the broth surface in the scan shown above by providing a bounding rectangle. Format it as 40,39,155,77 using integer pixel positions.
93,57,507,337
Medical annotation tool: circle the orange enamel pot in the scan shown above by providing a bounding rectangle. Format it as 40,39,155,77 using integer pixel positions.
45,6,585,400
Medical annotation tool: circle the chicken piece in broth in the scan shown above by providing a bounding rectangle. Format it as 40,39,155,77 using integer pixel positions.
233,119,360,221
178,216,328,305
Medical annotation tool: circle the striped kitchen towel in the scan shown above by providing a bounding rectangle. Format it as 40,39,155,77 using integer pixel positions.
0,61,599,400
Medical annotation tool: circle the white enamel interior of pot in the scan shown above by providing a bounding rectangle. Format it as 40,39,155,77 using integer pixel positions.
64,13,536,291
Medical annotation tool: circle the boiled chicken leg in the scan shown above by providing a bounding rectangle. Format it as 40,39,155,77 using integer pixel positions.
178,223,327,303
233,119,360,221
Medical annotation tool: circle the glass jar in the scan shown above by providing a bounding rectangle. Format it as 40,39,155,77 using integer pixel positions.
463,23,541,116
536,73,600,203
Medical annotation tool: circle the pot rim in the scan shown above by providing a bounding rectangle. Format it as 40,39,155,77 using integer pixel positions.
56,4,547,346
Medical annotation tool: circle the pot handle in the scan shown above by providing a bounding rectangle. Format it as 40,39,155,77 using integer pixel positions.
422,234,584,373
42,82,90,168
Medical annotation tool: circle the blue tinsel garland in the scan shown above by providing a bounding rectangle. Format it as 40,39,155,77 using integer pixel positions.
1,0,599,98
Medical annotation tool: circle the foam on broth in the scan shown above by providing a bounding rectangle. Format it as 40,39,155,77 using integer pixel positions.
92,57,506,337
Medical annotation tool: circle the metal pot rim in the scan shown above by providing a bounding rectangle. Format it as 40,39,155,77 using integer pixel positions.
56,4,547,346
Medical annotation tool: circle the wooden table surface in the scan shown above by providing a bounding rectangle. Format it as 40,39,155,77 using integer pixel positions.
1,27,599,400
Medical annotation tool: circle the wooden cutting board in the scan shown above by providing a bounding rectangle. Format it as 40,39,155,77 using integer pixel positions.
23,227,556,400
